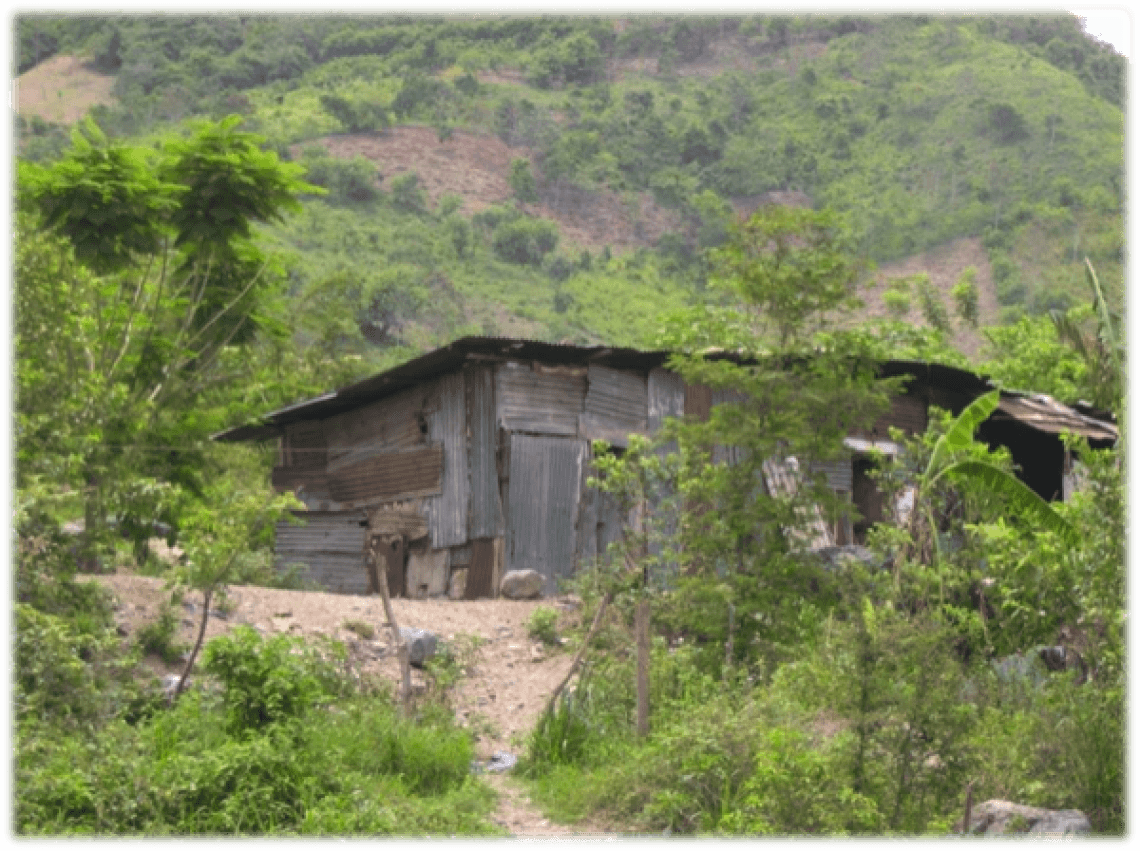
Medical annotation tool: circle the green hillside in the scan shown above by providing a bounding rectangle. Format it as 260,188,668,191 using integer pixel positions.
16,13,1123,374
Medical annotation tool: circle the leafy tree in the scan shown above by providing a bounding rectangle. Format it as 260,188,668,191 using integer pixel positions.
492,216,559,265
509,157,539,203
16,116,316,569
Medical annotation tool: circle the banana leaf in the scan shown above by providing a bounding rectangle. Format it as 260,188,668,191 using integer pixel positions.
935,458,1079,547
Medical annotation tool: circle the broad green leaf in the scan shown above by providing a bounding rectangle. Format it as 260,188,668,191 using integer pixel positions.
936,458,1079,547
924,390,1000,482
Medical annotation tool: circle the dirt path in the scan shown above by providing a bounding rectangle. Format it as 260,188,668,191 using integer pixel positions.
88,571,618,836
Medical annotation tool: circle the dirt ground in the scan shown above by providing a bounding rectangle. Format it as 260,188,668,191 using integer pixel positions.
15,54,116,125
309,126,684,253
88,570,619,837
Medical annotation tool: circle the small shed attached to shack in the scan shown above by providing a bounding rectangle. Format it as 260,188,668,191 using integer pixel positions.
215,337,1117,597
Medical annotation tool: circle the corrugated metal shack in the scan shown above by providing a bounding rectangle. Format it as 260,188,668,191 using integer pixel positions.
215,337,1117,598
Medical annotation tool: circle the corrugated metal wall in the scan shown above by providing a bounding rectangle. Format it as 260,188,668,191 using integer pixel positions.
580,365,648,446
496,361,586,436
807,457,853,494
648,368,685,433
327,445,443,504
275,511,368,594
324,387,426,464
506,434,587,593
465,364,501,539
425,372,468,548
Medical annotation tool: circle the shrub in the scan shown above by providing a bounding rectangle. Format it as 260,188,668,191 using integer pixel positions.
390,171,427,214
526,606,560,645
301,152,379,205
202,626,332,734
136,604,187,664
491,216,558,265
509,157,538,203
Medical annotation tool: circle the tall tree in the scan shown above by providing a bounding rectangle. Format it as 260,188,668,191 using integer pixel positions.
15,116,316,566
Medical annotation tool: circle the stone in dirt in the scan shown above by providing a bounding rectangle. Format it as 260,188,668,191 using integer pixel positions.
399,626,439,666
960,800,1091,836
500,569,544,599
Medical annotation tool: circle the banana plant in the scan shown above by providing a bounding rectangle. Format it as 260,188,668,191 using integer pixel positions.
1049,258,1123,412
911,390,1078,601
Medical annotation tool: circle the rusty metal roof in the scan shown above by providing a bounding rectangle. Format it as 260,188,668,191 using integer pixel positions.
214,336,672,441
993,392,1119,443
214,335,1117,446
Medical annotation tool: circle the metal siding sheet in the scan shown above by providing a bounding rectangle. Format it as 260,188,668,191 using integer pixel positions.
648,368,686,433
275,512,368,594
324,387,426,462
584,365,648,430
496,360,585,435
426,373,468,548
808,458,853,493
465,365,501,539
327,446,443,504
284,420,327,469
506,434,586,593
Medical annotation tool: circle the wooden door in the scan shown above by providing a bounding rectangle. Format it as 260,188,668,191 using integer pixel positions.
465,537,495,599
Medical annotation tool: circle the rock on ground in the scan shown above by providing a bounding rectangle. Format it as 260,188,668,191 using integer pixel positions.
399,626,439,666
500,569,544,600
962,800,1091,836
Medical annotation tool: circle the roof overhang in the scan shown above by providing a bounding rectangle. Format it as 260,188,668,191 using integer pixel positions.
213,336,1118,448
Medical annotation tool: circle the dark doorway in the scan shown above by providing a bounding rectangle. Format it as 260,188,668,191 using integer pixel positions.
852,457,885,544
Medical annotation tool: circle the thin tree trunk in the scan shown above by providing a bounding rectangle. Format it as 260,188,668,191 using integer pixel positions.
174,585,213,701
544,589,613,717
635,597,650,738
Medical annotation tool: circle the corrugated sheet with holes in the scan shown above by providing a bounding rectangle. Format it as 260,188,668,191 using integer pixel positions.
323,387,426,463
327,445,443,505
275,511,368,594
996,394,1118,442
425,372,468,548
496,360,585,436
507,434,587,592
761,458,834,550
580,365,648,447
466,364,501,539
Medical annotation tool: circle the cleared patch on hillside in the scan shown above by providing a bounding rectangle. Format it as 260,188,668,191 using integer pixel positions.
868,237,1000,359
313,126,683,252
16,54,116,125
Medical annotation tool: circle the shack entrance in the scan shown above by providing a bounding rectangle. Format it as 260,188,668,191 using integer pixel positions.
506,434,587,594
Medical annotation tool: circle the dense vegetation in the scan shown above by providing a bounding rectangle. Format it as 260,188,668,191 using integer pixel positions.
13,12,1124,837
17,12,1124,359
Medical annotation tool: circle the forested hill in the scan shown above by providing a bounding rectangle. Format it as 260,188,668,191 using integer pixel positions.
16,13,1124,371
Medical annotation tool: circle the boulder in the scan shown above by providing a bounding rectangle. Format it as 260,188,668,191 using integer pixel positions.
809,545,882,571
500,569,544,600
399,626,439,667
961,800,1091,836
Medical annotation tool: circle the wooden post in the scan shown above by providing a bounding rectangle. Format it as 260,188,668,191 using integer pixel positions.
370,535,411,717
635,597,650,739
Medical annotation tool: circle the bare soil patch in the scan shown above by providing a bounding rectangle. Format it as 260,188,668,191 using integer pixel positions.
16,54,116,125
87,570,618,836
309,126,683,252
867,236,1000,358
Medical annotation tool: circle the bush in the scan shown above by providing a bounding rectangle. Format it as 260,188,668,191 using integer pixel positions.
302,152,380,205
526,606,560,645
202,626,335,734
390,171,427,214
136,604,187,664
491,216,559,265
509,157,538,203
